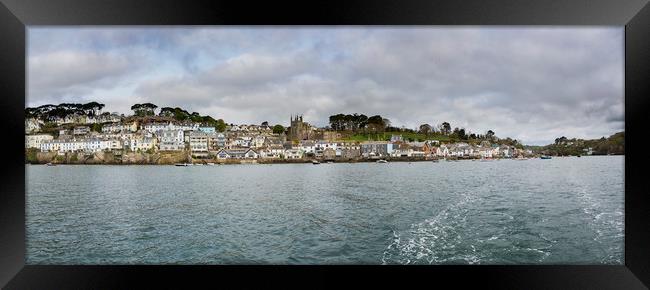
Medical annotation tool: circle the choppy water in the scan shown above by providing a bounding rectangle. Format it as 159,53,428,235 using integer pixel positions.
26,156,624,264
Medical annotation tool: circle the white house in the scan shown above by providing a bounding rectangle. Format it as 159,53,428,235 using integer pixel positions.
73,126,90,135
25,118,42,134
25,134,53,149
259,147,284,159
215,148,258,159
189,131,209,157
284,148,304,159
436,145,450,157
299,140,316,155
252,135,267,148
127,136,156,152
102,121,138,133
158,129,185,151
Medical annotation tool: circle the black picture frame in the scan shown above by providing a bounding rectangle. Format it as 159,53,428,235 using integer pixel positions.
1,0,649,288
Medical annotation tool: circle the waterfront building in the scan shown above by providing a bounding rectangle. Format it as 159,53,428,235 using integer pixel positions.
360,141,394,158
314,141,338,157
260,147,284,159
25,134,54,149
189,131,209,157
215,148,259,159
499,145,513,158
478,147,493,158
337,142,361,159
128,136,156,152
391,143,414,157
323,148,336,160
158,129,185,151
299,140,316,155
284,148,304,159
44,140,84,152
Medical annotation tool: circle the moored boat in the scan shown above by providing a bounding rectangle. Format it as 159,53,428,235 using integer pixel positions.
312,160,320,165
175,163,190,166
540,156,552,159
376,159,388,163
46,162,56,166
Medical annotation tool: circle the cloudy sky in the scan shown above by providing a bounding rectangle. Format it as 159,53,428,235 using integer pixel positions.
28,27,623,145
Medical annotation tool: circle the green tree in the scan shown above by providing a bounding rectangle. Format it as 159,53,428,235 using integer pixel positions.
91,123,102,132
131,103,158,116
367,115,386,132
215,119,227,132
439,122,451,135
273,124,284,134
486,130,495,140
419,123,432,135
273,124,285,134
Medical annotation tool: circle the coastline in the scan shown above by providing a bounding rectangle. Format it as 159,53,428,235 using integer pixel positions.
25,151,621,166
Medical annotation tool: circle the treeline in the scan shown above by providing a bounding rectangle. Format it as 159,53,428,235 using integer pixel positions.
156,106,227,132
26,101,228,132
328,113,388,132
129,103,228,132
328,113,522,147
539,131,624,156
25,102,106,120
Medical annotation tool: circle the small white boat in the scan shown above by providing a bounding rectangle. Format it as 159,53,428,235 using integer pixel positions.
175,163,190,167
206,162,215,166
46,162,56,166
312,160,320,165
376,159,388,163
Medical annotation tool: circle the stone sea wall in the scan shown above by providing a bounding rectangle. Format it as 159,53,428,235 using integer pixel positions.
29,151,190,165
26,150,443,165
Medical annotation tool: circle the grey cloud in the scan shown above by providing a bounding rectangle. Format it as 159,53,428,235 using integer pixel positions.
28,27,623,145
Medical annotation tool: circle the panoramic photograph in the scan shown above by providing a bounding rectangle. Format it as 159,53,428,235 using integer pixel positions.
25,27,624,265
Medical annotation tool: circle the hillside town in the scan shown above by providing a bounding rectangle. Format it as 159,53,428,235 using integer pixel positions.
25,103,536,164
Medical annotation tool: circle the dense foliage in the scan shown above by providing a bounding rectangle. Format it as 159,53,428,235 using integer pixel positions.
158,106,227,131
538,132,624,156
25,102,105,120
272,124,285,134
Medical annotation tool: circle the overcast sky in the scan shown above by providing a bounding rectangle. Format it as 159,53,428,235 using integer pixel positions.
27,27,623,145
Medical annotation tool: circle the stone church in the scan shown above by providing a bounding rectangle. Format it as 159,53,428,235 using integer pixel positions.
288,114,313,141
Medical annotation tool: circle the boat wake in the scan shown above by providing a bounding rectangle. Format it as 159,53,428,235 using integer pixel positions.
381,192,557,265
381,192,482,265
570,175,624,264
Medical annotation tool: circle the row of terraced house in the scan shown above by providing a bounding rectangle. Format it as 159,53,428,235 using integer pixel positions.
26,116,527,159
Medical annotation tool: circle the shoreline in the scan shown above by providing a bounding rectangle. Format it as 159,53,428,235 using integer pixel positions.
25,154,622,166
